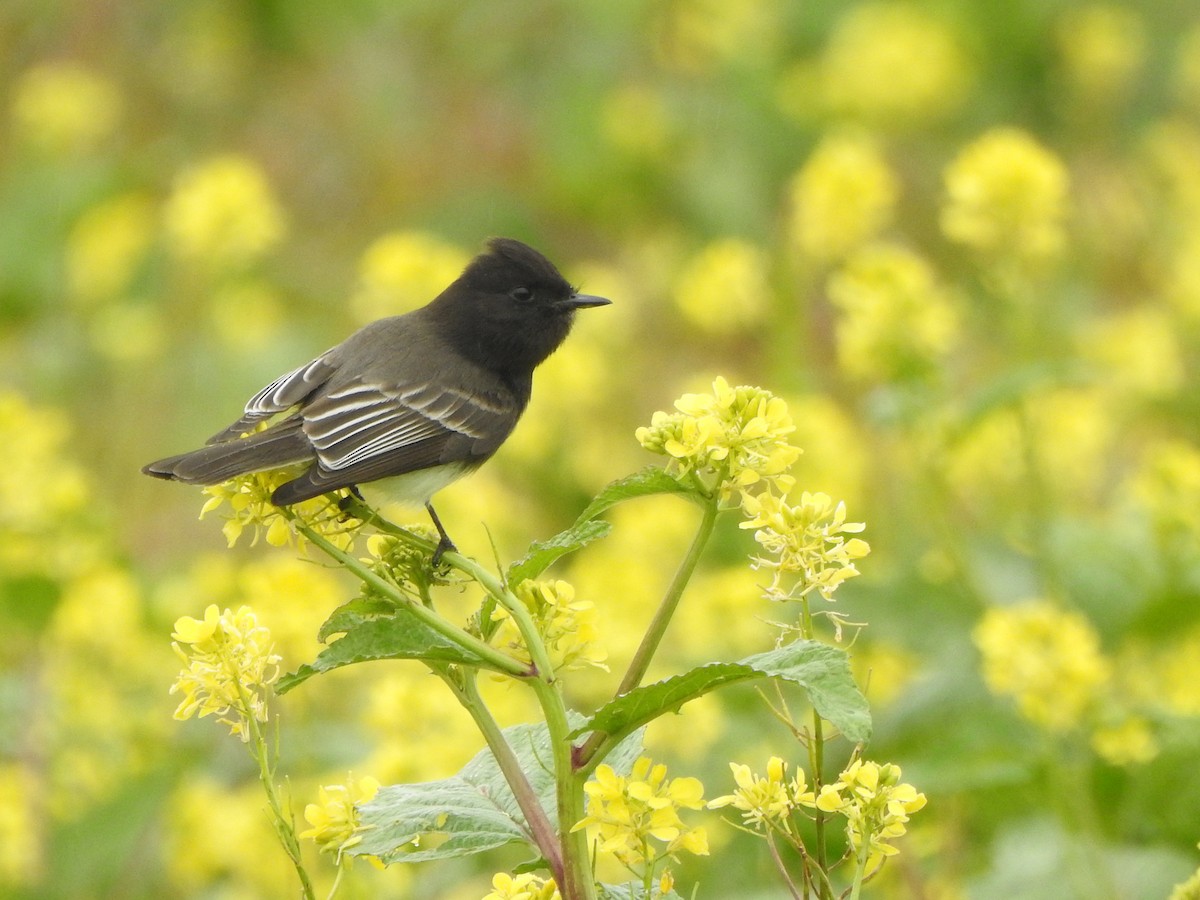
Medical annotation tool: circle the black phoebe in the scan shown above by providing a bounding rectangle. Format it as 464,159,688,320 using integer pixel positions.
144,237,610,559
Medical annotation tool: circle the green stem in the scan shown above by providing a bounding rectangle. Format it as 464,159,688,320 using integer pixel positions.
574,497,719,774
530,677,597,900
239,694,315,900
294,522,529,678
797,593,833,900
452,671,564,885
848,839,870,900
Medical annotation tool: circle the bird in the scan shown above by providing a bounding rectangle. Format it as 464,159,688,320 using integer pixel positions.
143,237,611,561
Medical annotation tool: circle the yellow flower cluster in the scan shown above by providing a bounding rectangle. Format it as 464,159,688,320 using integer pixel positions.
827,243,960,383
67,193,157,306
0,392,92,578
787,131,898,264
572,757,708,868
708,756,807,830
973,600,1110,732
170,604,281,741
672,238,769,332
352,231,468,324
300,773,381,862
941,128,1070,264
810,3,971,127
163,154,286,270
1056,4,1146,100
483,871,561,900
636,376,800,501
740,491,870,601
492,579,607,674
807,759,927,867
11,61,121,153
200,470,357,551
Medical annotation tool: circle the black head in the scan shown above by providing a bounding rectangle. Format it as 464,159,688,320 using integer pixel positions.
430,237,609,375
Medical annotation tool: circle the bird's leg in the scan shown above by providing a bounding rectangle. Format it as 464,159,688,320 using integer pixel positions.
425,501,456,566
337,485,366,517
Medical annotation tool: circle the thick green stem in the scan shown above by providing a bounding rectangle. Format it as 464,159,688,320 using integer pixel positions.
532,678,597,900
798,593,833,900
453,672,564,885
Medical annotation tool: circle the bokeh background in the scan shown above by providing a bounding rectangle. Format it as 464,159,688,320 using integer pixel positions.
3,0,1200,897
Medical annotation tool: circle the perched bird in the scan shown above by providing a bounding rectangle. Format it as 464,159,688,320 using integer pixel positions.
144,237,610,560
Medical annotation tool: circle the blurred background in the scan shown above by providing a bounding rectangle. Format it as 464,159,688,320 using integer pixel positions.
3,0,1200,897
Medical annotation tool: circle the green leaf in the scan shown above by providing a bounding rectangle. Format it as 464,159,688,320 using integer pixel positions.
572,640,871,749
506,518,613,588
574,466,698,525
353,718,644,863
277,600,496,694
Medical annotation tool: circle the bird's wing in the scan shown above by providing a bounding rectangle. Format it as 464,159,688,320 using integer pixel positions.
206,354,339,444
291,377,521,492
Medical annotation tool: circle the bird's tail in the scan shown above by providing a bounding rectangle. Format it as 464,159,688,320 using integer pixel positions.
142,419,313,485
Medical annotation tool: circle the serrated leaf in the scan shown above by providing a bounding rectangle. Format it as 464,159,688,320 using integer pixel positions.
507,518,613,588
572,640,871,748
353,718,643,863
574,467,698,525
277,602,494,693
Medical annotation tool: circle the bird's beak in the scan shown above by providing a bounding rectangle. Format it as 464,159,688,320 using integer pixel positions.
563,292,611,309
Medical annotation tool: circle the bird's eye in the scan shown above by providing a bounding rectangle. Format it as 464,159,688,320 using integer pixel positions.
511,286,533,302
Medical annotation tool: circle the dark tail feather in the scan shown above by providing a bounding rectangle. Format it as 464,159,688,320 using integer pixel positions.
142,423,313,485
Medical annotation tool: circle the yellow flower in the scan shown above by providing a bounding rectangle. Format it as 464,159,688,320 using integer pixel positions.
169,604,281,741
1091,716,1158,767
740,491,870,601
0,764,42,887
1057,5,1146,100
200,469,358,552
66,193,157,306
483,872,561,900
492,579,608,674
804,2,971,127
572,757,708,868
708,756,808,830
300,774,381,862
941,128,1069,263
351,231,468,324
973,600,1110,732
1078,307,1183,398
798,759,926,867
163,154,286,270
827,243,959,383
636,376,800,501
672,239,769,332
787,131,898,264
11,61,121,153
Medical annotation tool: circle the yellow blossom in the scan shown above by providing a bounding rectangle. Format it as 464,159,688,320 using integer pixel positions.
200,469,358,552
797,759,926,867
163,154,286,270
492,579,608,674
941,128,1069,263
1078,307,1183,398
787,131,898,264
708,756,808,830
300,774,381,862
351,231,468,324
804,2,971,127
827,243,959,383
572,757,708,869
0,764,42,887
483,871,561,900
973,600,1110,732
66,193,157,306
740,491,870,601
636,376,800,501
1124,440,1200,545
672,239,769,332
169,604,281,741
1091,716,1159,767
11,61,121,153
1057,5,1146,101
